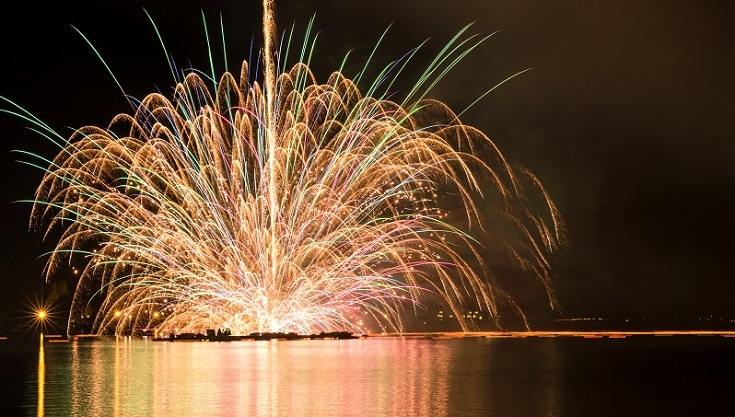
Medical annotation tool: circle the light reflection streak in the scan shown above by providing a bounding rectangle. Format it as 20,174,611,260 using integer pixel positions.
56,337,455,415
37,333,44,417
537,338,561,416
114,336,120,417
69,338,81,413
68,337,111,415
388,339,450,415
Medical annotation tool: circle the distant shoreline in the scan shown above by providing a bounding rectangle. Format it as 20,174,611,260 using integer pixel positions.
5,330,735,343
381,330,735,339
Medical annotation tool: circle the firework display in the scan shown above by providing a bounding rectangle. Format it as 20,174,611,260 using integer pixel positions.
22,2,563,336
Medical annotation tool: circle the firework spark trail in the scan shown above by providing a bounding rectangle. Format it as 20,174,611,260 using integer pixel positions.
10,1,564,336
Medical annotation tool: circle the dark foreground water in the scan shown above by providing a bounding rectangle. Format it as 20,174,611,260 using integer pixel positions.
1,334,733,416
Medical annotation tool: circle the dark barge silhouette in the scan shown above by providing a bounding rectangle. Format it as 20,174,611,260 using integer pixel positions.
153,329,364,342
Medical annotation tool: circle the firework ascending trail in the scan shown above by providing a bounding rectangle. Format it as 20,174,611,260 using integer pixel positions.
19,1,564,336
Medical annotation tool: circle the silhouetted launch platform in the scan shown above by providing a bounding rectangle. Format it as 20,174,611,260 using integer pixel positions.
153,330,365,342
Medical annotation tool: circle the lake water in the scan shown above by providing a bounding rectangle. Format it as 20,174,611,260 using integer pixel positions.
1,334,733,416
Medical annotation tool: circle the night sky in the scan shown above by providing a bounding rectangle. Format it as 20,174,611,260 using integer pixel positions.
1,1,733,330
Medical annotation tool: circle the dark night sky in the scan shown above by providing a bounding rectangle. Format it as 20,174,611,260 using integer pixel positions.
1,1,733,329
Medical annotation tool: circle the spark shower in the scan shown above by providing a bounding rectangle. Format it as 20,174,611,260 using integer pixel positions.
11,1,564,336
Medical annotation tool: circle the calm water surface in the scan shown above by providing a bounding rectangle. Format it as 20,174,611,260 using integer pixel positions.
1,335,733,416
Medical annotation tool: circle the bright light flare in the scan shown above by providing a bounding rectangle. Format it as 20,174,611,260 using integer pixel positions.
16,290,64,337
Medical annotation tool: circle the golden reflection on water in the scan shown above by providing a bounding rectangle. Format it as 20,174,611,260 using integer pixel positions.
46,337,452,416
114,336,120,417
30,334,595,416
37,334,44,417
30,333,735,416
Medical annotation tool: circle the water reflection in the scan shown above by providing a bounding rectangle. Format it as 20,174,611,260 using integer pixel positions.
444,337,562,417
37,334,44,417
25,334,735,416
39,337,454,416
